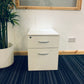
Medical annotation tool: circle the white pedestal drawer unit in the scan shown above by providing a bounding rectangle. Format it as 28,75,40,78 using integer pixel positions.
27,28,59,71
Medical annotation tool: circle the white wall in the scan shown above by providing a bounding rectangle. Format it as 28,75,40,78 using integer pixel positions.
8,0,84,51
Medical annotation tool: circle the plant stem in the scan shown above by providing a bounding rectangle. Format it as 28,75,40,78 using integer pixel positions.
2,19,5,48
0,22,2,49
5,21,8,48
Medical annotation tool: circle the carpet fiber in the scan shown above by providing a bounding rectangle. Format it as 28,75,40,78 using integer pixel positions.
0,55,84,84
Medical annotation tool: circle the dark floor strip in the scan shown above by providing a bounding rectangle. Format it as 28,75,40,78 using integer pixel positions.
0,55,84,84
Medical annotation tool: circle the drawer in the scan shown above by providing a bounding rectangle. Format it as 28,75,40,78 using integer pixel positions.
28,48,59,71
28,36,59,48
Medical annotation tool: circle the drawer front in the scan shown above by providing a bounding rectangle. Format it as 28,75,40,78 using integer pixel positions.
28,48,59,71
28,36,59,48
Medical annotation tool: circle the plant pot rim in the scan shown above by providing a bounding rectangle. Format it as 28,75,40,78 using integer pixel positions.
0,43,13,50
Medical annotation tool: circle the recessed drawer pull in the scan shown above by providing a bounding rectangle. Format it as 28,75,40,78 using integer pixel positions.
38,53,48,56
38,41,49,43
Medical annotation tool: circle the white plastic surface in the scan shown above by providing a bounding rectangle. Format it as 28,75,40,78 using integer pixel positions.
28,28,59,35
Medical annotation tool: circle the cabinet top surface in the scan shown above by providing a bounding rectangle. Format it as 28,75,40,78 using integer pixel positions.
28,28,59,35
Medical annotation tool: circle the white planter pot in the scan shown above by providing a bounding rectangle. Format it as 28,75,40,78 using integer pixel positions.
0,43,14,68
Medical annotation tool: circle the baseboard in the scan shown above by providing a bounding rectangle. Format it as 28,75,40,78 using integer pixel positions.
14,50,84,56
59,50,84,55
14,51,28,56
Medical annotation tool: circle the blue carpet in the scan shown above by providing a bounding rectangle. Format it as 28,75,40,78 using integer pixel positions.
0,55,84,84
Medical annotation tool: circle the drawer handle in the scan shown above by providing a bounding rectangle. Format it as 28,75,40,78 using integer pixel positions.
38,53,48,56
38,41,49,43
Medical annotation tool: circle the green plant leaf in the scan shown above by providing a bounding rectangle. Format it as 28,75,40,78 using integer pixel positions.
0,0,19,49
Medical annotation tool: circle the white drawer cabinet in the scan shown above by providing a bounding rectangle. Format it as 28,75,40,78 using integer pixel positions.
28,36,59,48
28,49,58,70
28,28,59,71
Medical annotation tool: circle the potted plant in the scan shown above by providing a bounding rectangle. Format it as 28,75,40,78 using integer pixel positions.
0,0,19,68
